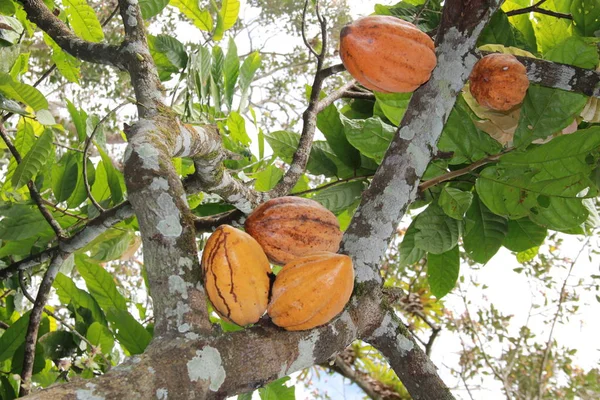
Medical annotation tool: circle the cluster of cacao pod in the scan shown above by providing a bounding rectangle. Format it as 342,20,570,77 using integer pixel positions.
339,15,530,111
201,197,354,331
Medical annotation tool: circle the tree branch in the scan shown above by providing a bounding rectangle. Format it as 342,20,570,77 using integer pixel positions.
505,0,572,19
17,0,125,69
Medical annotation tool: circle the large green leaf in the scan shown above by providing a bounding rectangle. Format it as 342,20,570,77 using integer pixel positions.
213,0,240,41
439,187,473,220
544,36,599,69
311,181,366,214
438,101,502,164
211,46,225,109
44,34,80,84
106,309,151,355
529,197,589,231
513,86,587,148
478,10,520,47
11,343,45,375
343,116,395,164
90,231,133,262
0,209,51,240
427,246,460,299
0,72,48,111
86,322,115,354
0,311,30,362
503,218,547,252
501,0,537,51
90,159,112,204
223,37,239,111
226,111,250,145
253,165,283,192
374,92,411,126
308,141,338,177
67,156,96,208
54,273,108,325
317,103,361,169
149,34,188,70
399,220,426,266
11,128,53,189
571,0,600,36
533,0,572,54
139,0,170,19
66,99,88,143
414,205,462,254
96,145,124,204
258,376,295,400
52,151,79,203
63,0,104,42
463,196,508,263
238,51,261,111
39,331,77,359
171,0,213,31
76,255,128,312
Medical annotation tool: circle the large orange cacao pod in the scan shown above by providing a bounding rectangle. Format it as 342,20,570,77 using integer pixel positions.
245,197,343,265
201,225,271,326
339,15,437,93
469,53,529,111
267,252,354,331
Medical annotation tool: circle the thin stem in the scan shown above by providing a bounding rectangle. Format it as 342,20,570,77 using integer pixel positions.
301,0,319,58
0,321,9,330
506,0,572,19
291,174,372,196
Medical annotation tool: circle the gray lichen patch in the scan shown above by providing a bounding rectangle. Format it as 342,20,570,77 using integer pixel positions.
283,331,320,377
168,275,188,299
395,334,414,356
75,383,104,400
187,347,226,391
156,193,183,238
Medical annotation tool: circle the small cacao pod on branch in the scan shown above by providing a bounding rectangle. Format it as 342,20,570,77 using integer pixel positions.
268,252,354,331
245,197,343,265
469,53,529,111
339,15,437,93
201,225,271,326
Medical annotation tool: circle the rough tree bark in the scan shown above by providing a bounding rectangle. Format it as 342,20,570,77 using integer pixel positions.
7,0,595,398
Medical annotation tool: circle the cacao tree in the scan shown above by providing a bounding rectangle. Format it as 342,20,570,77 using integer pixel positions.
0,0,599,398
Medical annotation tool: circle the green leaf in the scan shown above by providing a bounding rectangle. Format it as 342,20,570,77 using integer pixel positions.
307,141,338,177
52,151,79,202
438,101,502,164
317,103,361,169
63,0,105,42
463,196,508,263
226,111,250,145
150,34,188,69
374,92,411,125
0,237,40,258
219,0,240,30
171,0,213,31
11,343,45,375
0,72,48,111
139,0,170,19
501,0,537,51
503,218,547,252
11,128,54,189
96,144,124,204
427,246,460,299
478,10,519,47
529,197,589,231
223,38,239,111
343,116,396,164
44,34,80,84
9,52,29,79
399,220,426,266
91,160,112,203
86,322,115,354
0,93,27,115
90,231,133,261
0,0,16,15
264,130,298,162
311,181,366,214
0,311,30,362
439,187,473,220
0,209,51,240
106,309,151,355
513,86,587,148
414,205,462,254
571,0,600,36
517,246,539,263
258,376,295,400
54,273,108,326
211,46,225,109
66,99,88,143
254,165,283,192
39,331,76,360
238,51,261,111
544,36,599,69
76,255,128,312
35,109,55,126
67,156,95,208
533,0,572,54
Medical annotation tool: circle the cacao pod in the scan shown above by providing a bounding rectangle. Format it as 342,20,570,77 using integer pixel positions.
245,197,343,265
469,53,529,111
267,252,354,331
339,15,437,93
201,224,271,326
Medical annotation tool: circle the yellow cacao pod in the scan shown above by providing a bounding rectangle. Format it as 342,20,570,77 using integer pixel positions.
469,53,529,111
201,225,271,326
267,252,354,331
245,197,343,265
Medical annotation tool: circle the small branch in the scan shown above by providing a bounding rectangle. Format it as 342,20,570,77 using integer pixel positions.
18,253,68,396
418,151,507,192
537,238,590,398
291,174,372,196
83,101,129,213
505,0,572,19
17,0,125,69
318,63,346,80
341,91,377,101
0,124,67,239
301,0,319,58
328,355,390,400
193,209,244,232
0,321,9,330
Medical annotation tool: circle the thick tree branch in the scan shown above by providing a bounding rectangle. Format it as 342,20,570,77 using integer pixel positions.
480,51,600,98
17,0,125,69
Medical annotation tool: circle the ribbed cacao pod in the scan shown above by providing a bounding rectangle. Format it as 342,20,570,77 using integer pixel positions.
201,225,271,326
245,197,343,265
339,15,437,93
469,54,529,111
267,252,354,331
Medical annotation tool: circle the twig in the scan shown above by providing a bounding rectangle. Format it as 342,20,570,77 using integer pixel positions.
53,141,84,153
506,0,572,19
18,253,67,396
193,209,244,232
341,91,376,100
0,321,9,330
301,0,319,58
83,101,129,213
42,199,88,221
537,238,590,398
318,63,346,79
291,174,372,196
0,124,67,239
